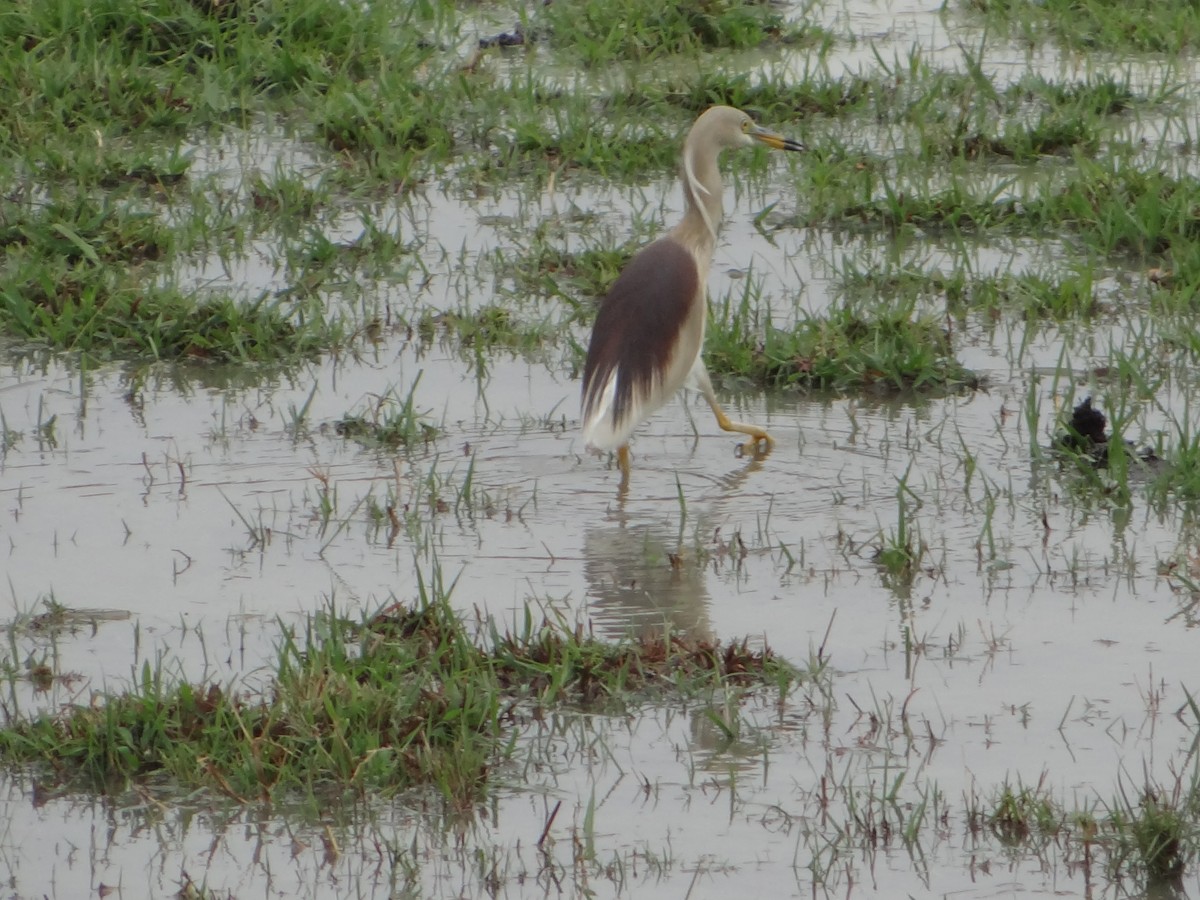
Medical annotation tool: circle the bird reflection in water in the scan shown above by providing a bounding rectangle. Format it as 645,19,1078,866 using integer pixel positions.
581,447,771,642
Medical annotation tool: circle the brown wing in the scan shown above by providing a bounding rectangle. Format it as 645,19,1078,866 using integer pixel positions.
581,237,699,449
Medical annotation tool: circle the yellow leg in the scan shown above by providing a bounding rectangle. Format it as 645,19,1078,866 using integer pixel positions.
692,361,774,448
614,441,633,472
709,401,775,448
617,445,631,488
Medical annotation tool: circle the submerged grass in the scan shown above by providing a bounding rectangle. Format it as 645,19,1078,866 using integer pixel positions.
0,591,795,802
1111,789,1191,883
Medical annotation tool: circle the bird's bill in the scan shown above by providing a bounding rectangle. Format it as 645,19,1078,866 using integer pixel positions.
749,125,805,152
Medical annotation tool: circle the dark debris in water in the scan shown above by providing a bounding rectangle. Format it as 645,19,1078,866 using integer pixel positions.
1053,396,1160,467
478,22,530,48
1057,396,1109,452
477,0,552,48
16,603,131,636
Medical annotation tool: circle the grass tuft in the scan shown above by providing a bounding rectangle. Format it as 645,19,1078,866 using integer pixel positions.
335,380,440,450
989,783,1060,845
0,284,338,362
1109,786,1192,884
706,295,979,394
0,593,795,802
409,306,554,356
960,0,1200,52
540,0,812,66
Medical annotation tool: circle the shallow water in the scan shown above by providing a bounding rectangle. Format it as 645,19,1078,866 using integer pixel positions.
2,0,1199,896
3,322,1195,897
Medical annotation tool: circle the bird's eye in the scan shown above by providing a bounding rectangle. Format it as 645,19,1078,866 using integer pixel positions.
741,118,752,132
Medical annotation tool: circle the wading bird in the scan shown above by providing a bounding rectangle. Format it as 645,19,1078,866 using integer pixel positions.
580,106,803,487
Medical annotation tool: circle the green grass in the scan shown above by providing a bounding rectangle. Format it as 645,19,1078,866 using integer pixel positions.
1012,74,1139,117
706,291,979,394
0,595,501,801
506,241,639,307
903,73,1144,162
960,0,1200,52
875,474,926,590
959,777,1200,888
0,272,339,363
0,0,458,361
1,195,173,266
838,262,1104,321
0,590,796,801
470,98,687,178
0,192,338,359
3,2,1200,895
538,0,816,66
409,306,556,356
989,782,1061,845
3,0,1189,365
661,70,873,120
0,0,440,174
1107,783,1196,884
799,151,1200,299
335,380,440,450
315,71,453,161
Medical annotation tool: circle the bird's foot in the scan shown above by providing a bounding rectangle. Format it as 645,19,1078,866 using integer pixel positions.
734,433,774,459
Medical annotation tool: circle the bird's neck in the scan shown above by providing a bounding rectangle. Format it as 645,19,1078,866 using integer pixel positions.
674,145,723,254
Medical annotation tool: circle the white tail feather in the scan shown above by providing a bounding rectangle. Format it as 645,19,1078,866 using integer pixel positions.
581,370,620,449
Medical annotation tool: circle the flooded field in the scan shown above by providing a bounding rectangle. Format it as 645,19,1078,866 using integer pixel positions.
1,0,1199,896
